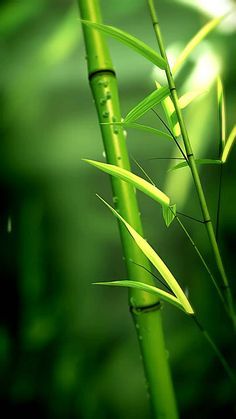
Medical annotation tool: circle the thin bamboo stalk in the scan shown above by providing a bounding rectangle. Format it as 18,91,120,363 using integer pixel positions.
78,0,178,417
148,0,236,328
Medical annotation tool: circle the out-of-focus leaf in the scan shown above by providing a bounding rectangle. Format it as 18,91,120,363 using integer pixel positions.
97,196,194,314
179,89,207,109
125,86,170,122
172,14,226,75
80,20,167,69
40,7,79,66
221,126,236,163
94,280,184,311
217,77,226,154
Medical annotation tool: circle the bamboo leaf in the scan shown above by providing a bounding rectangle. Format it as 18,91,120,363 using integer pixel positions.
125,86,170,123
98,196,194,315
155,82,180,137
101,121,173,141
217,77,226,154
162,204,176,227
94,280,184,312
80,20,167,69
170,159,222,171
84,159,170,207
221,125,236,163
172,15,225,75
179,89,207,109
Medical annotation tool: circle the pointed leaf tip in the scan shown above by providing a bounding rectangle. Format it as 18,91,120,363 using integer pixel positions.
87,159,170,207
98,196,194,314
125,86,170,123
94,280,185,312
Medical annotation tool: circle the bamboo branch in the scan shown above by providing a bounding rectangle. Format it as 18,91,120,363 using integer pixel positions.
148,0,236,328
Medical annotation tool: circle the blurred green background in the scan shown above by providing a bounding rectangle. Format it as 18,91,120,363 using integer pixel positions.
0,0,236,417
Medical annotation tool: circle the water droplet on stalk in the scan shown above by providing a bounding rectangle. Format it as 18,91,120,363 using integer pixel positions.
113,196,118,205
102,111,109,118
100,97,106,105
102,151,106,158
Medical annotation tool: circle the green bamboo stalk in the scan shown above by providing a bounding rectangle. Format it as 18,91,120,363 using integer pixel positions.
148,0,236,328
78,0,178,417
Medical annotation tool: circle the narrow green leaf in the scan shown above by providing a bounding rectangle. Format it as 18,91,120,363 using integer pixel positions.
98,196,194,315
179,89,207,109
80,20,167,69
125,86,170,123
170,159,222,171
217,77,226,154
94,280,184,312
84,159,170,207
155,82,180,137
221,125,236,163
101,121,173,141
172,15,225,75
162,204,176,228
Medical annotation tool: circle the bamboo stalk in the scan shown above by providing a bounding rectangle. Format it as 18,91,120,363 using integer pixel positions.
148,0,236,328
78,0,178,416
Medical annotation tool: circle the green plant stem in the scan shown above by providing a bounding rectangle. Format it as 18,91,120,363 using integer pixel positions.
148,0,236,328
78,0,178,417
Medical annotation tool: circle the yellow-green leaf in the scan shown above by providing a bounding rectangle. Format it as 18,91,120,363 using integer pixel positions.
84,160,170,207
125,86,170,123
98,196,194,315
101,121,173,141
221,125,236,163
80,20,167,69
172,15,225,75
94,280,184,312
155,81,180,137
217,77,226,154
179,89,207,109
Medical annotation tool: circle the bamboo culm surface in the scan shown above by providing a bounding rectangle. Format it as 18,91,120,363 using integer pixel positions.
148,0,236,329
78,0,178,417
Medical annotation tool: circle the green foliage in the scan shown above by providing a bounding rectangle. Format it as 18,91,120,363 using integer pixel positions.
98,196,193,314
80,20,167,69
124,86,170,122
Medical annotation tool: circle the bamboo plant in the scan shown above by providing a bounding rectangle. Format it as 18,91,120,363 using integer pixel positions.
78,0,235,417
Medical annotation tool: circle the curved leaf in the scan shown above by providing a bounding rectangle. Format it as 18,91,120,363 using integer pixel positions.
125,86,170,123
84,159,170,207
217,77,226,154
94,280,184,312
80,20,167,69
101,121,173,141
170,159,222,171
97,196,194,315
